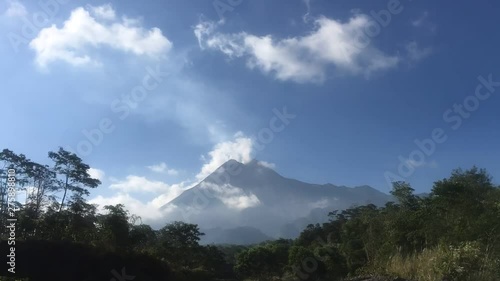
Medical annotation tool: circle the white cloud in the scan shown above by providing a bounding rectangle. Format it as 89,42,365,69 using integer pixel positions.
194,15,399,83
88,167,105,181
149,185,188,208
258,161,275,169
88,4,116,20
406,41,433,62
200,182,261,210
89,193,173,221
310,198,331,209
110,175,172,193
196,133,253,180
107,176,189,210
193,20,219,49
30,5,172,67
147,162,179,176
3,0,27,18
91,133,261,221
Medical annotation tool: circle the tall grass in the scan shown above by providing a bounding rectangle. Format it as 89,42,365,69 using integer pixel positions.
368,242,500,281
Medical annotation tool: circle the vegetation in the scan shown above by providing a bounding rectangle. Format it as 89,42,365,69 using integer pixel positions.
1,147,499,281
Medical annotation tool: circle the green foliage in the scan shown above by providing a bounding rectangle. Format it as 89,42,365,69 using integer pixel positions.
284,166,500,280
96,204,130,251
1,146,500,281
129,223,157,253
156,221,211,271
158,221,204,248
0,148,232,280
48,147,101,211
235,240,291,280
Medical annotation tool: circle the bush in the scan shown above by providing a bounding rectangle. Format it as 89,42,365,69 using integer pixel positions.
434,242,482,280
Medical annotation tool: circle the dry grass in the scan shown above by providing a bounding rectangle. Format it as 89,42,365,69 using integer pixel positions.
369,243,500,281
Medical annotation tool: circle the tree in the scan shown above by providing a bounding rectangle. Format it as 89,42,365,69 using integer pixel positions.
233,240,292,280
296,223,325,247
287,245,325,281
390,181,419,210
25,162,57,219
198,245,231,278
129,224,157,253
97,204,130,251
235,246,278,281
157,221,205,268
48,147,101,212
66,194,98,243
158,221,204,248
429,167,498,244
0,149,31,232
387,182,426,254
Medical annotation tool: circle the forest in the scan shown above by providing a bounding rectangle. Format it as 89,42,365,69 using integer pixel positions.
1,148,500,281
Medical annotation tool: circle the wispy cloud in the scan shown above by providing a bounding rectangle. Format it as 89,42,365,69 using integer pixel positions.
196,133,253,181
406,41,433,62
110,175,172,193
194,15,400,83
147,162,179,176
88,4,116,20
3,0,27,18
411,11,436,33
412,11,429,27
302,0,313,22
200,182,261,210
90,133,267,221
258,161,275,169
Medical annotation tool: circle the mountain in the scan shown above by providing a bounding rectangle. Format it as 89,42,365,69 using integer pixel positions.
161,159,394,244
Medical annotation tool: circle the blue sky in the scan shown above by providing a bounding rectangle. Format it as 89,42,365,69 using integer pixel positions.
1,0,499,221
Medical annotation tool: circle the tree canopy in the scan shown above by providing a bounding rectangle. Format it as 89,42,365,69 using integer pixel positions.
1,147,499,281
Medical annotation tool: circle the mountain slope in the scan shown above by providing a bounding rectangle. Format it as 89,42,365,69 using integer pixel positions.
161,159,394,243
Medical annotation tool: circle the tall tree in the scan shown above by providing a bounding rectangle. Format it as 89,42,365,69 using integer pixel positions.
25,162,57,219
430,167,498,244
48,147,101,212
390,181,419,210
0,149,30,228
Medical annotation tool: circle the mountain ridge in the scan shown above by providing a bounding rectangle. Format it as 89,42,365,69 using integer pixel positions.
161,159,394,243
